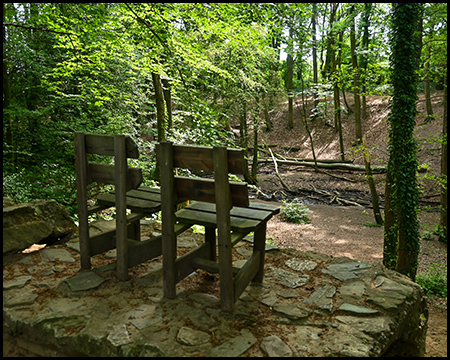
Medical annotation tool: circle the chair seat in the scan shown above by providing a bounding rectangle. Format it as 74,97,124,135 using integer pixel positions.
176,201,279,233
97,187,161,213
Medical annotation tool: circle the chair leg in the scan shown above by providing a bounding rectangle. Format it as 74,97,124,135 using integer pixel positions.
217,230,234,312
252,223,266,283
163,232,177,299
205,226,216,261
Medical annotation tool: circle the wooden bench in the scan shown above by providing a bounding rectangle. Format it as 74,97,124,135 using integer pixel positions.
157,141,279,312
74,132,163,281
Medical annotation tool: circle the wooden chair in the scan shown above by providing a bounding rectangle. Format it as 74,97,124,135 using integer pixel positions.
74,132,163,281
157,141,279,312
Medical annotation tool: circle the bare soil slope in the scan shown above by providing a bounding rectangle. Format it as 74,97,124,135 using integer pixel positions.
253,92,446,357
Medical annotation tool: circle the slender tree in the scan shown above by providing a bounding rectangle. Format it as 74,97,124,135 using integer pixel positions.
350,5,362,144
383,3,423,280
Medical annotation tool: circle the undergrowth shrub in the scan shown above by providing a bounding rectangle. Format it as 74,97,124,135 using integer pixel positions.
280,198,311,224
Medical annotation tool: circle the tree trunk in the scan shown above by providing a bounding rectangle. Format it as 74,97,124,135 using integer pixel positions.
286,29,294,129
390,3,422,281
311,3,319,116
423,55,434,120
161,77,173,129
362,136,383,225
383,170,398,269
360,3,372,122
350,5,362,144
439,74,447,243
239,98,248,155
152,72,166,142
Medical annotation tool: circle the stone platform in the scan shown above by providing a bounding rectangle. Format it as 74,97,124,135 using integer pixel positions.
3,220,428,357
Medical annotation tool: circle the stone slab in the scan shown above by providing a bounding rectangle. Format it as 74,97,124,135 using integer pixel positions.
64,272,106,292
3,240,428,357
209,329,257,357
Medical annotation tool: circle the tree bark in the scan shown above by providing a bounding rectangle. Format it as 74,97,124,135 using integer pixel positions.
311,3,319,116
350,5,362,144
362,136,383,225
286,29,294,129
439,74,447,242
152,72,166,142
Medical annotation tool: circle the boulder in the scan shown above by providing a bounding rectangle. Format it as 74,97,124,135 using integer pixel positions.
3,200,75,253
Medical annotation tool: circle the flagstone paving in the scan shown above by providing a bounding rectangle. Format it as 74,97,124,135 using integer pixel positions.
3,220,428,357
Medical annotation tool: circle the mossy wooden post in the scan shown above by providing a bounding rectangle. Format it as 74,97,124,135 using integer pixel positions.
74,132,91,270
159,141,177,299
114,135,129,281
213,146,234,312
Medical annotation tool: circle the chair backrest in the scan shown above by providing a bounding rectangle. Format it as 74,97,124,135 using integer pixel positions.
157,142,249,208
74,132,143,191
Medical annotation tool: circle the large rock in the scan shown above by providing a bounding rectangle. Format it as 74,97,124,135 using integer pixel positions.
3,200,75,253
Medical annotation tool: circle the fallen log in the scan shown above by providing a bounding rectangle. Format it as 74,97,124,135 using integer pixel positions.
254,157,387,173
258,147,354,163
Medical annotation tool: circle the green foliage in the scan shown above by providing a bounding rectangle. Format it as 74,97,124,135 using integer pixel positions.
280,199,311,224
416,264,447,297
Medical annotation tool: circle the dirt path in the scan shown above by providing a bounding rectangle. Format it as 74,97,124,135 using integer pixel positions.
262,202,446,357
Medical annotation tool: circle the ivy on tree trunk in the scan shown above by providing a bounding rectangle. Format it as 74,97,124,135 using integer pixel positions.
384,3,422,281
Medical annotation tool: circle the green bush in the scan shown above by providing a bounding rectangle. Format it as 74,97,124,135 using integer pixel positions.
280,198,311,224
416,264,447,297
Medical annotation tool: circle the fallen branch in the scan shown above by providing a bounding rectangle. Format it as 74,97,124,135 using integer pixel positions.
269,148,294,192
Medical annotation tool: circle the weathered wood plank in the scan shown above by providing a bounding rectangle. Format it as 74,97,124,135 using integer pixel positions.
83,133,139,158
185,202,274,222
213,146,235,312
128,236,162,268
88,163,143,190
175,176,249,207
97,193,161,213
248,202,280,215
175,242,211,283
191,257,241,275
233,251,260,302
159,141,178,299
176,208,262,233
115,134,129,281
74,132,91,270
157,143,247,175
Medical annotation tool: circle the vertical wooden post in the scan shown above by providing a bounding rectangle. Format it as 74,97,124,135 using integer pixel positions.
74,132,91,270
160,141,177,298
115,135,129,281
205,227,216,261
213,146,234,312
252,223,266,283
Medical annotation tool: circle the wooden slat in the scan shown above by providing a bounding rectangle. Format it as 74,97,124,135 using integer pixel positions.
176,208,262,233
175,242,211,283
156,142,247,175
83,133,139,158
128,236,162,268
248,202,280,215
233,251,261,303
185,202,274,222
88,163,143,189
109,188,161,202
87,203,109,216
175,176,249,207
230,232,247,247
190,257,241,275
97,193,160,213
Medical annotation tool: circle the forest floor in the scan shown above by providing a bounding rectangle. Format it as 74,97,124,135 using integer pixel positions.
247,91,446,357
